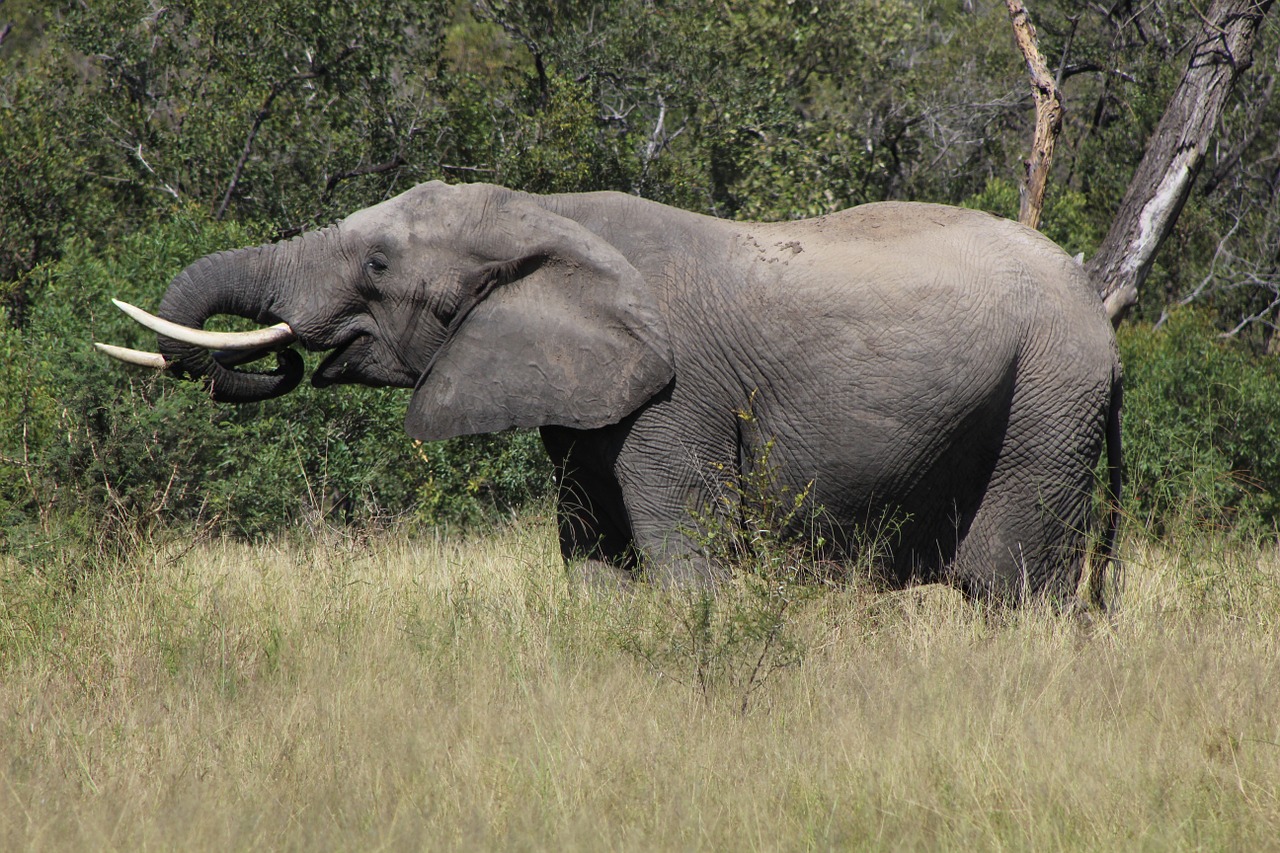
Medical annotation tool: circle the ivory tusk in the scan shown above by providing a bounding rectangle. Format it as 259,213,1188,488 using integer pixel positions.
94,342,169,369
112,298,296,350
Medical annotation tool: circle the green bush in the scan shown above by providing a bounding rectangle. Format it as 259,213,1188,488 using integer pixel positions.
0,0,453,309
961,177,1101,259
0,211,551,570
1119,310,1280,538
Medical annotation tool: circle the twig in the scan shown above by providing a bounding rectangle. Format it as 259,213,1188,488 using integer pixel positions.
322,153,407,203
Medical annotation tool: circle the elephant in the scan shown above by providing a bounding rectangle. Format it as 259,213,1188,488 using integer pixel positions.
98,180,1122,604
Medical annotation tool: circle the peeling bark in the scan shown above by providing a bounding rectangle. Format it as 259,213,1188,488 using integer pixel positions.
1005,0,1064,231
1086,0,1275,325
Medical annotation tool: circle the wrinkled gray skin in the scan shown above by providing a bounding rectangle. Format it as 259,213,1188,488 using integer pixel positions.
155,181,1121,603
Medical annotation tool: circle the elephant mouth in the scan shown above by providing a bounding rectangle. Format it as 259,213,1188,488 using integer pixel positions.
313,333,373,387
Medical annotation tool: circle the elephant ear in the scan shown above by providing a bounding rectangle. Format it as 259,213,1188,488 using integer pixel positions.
405,197,674,442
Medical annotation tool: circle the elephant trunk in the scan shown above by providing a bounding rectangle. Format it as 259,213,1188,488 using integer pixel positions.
157,245,303,403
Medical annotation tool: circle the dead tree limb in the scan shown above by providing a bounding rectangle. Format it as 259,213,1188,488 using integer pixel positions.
1005,0,1064,231
321,154,408,203
215,85,283,221
1086,0,1276,325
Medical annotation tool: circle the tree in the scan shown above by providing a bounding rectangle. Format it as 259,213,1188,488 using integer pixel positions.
1004,0,1063,230
1,0,453,317
1085,0,1276,324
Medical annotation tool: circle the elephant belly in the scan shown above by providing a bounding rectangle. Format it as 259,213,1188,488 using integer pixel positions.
757,368,1015,584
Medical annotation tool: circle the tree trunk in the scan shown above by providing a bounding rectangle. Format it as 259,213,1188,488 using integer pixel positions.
1005,0,1064,231
1087,0,1275,325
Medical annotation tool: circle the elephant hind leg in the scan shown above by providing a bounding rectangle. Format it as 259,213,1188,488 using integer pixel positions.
951,395,1107,605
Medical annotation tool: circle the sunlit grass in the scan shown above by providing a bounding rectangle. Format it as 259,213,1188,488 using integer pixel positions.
2,517,1279,850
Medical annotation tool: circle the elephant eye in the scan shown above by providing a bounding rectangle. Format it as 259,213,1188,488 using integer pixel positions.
364,254,389,275
436,292,461,326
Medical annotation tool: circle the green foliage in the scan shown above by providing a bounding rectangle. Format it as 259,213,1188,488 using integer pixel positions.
55,0,453,219
1119,310,1280,537
0,212,550,571
0,64,112,318
961,176,1021,222
1,0,453,300
411,430,551,529
961,177,1100,257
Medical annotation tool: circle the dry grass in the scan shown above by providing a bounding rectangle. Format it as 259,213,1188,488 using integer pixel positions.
3,517,1280,850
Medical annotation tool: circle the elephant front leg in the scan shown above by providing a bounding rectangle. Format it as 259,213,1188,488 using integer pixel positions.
543,424,731,588
616,463,730,588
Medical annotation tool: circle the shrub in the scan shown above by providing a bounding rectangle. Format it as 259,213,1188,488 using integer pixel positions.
1119,309,1280,538
614,413,878,715
0,210,551,571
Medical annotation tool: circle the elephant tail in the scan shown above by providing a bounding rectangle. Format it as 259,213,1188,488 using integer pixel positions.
1094,364,1124,610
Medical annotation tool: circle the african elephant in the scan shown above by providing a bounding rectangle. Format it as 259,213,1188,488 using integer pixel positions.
99,181,1121,603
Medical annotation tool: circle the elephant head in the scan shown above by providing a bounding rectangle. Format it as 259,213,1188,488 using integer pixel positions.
98,182,675,440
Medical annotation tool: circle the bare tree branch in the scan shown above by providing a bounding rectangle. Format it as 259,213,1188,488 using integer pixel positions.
1005,0,1065,231
322,154,408,203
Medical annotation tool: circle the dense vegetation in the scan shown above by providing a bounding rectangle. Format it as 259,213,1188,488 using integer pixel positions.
3,0,1280,568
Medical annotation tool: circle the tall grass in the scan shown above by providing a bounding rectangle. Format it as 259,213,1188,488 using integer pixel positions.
2,517,1279,850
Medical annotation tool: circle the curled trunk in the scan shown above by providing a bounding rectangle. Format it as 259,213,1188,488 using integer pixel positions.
157,246,303,402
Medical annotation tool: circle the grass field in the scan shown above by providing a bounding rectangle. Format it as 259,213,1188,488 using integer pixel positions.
3,515,1279,850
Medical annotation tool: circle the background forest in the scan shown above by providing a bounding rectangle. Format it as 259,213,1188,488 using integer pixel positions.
4,0,1280,568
